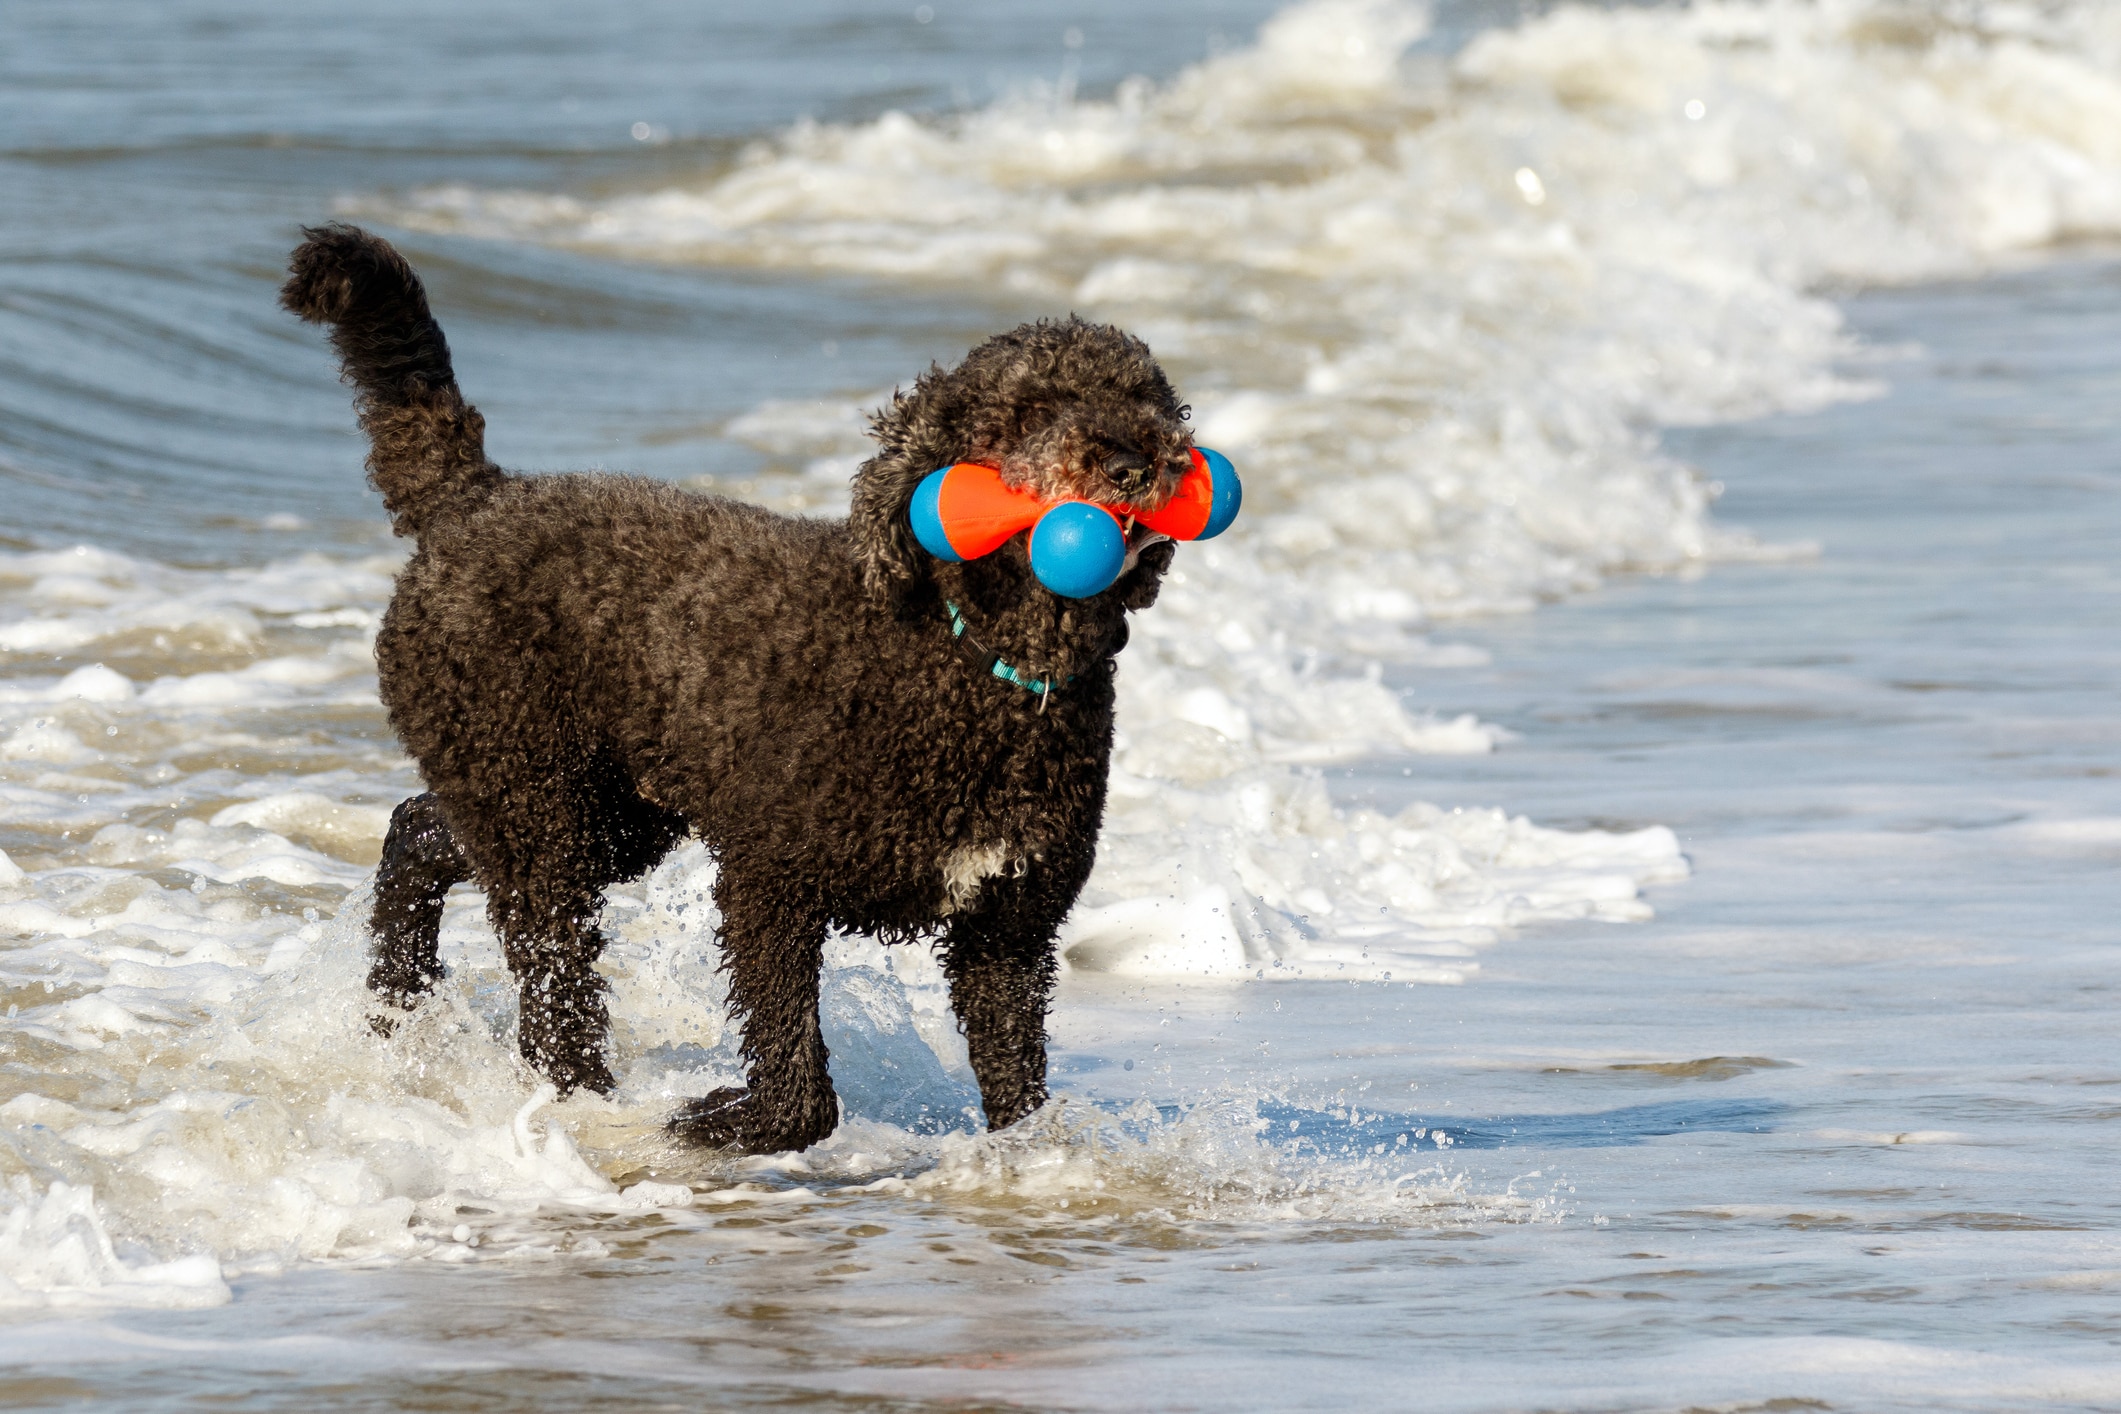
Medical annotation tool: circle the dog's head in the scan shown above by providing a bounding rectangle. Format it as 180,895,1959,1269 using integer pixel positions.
852,317,1192,611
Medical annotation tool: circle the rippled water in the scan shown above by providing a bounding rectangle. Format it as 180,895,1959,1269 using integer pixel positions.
4,0,2121,1408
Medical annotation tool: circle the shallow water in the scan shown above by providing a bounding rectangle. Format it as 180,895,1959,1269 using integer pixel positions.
4,1,2121,1408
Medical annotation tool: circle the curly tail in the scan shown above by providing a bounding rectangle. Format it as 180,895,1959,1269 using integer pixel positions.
281,224,503,537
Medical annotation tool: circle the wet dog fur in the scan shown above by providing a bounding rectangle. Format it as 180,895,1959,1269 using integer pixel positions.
282,224,1187,1153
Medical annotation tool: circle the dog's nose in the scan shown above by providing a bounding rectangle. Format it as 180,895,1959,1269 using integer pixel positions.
1105,449,1154,495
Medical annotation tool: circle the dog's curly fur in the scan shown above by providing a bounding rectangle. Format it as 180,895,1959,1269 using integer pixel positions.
282,224,1190,1154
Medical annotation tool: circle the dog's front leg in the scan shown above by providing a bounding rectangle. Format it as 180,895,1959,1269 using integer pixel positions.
941,882,1065,1132
668,864,839,1154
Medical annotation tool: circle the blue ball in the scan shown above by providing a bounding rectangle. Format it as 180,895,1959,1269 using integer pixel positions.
1030,501,1127,598
907,468,962,562
1197,447,1242,539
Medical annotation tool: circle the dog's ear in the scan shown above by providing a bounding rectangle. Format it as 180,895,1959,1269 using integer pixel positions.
852,369,961,609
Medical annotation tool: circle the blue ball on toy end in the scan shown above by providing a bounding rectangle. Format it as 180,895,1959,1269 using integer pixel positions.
908,468,962,562
1030,501,1127,598
1198,447,1242,539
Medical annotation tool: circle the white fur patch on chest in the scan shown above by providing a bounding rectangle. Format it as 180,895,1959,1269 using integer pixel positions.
939,842,1023,912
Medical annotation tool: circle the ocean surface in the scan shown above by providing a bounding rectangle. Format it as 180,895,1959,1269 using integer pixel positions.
3,0,2120,1407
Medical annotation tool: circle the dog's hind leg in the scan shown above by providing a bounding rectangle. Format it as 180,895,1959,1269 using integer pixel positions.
668,863,839,1154
472,843,623,1098
499,905,618,1098
368,792,470,1025
439,755,689,1098
940,880,1066,1132
508,812,686,1096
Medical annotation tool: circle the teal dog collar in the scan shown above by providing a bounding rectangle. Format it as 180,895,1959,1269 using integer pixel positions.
945,600,1073,702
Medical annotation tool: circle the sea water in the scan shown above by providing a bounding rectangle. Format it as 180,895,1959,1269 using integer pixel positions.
2,0,2119,1407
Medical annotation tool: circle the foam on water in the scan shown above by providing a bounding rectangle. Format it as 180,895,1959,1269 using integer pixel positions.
0,535,1634,1305
0,840,1567,1309
12,0,2121,1309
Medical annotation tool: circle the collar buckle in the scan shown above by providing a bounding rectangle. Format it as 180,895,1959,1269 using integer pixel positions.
945,600,1073,700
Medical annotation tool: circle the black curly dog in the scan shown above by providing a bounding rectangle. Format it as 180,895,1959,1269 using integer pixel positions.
282,224,1189,1154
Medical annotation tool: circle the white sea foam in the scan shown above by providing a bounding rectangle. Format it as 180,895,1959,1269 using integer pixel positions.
0,840,1563,1307
0,516,1610,1301
0,531,1670,1305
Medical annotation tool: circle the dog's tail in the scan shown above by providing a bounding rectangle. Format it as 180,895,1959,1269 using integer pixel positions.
281,223,504,537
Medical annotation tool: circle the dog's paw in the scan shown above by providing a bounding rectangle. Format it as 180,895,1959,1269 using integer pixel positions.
978,1083,1050,1134
516,1010,618,1098
543,1052,617,1099
364,985,428,1040
665,1088,834,1155
666,1088,753,1149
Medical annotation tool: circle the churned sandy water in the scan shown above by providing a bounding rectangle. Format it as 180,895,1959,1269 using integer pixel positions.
3,1,2120,1407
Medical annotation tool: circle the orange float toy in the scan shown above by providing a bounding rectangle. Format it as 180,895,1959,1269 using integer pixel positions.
908,448,1241,598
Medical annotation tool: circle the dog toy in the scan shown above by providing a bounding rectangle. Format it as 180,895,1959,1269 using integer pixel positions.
909,447,1241,598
